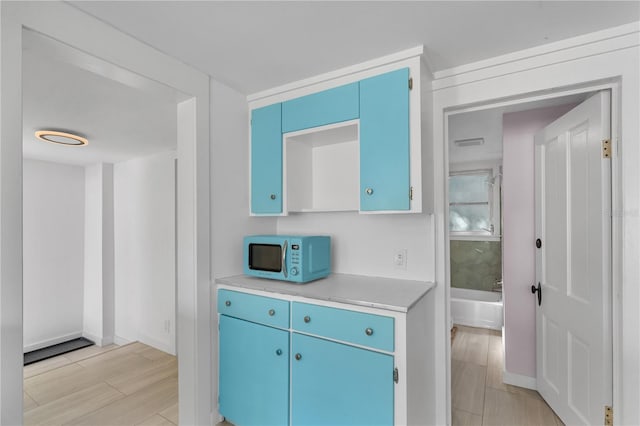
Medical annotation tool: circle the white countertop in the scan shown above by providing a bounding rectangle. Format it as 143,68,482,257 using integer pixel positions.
215,273,435,313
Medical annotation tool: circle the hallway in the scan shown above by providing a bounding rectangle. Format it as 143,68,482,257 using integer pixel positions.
452,325,564,425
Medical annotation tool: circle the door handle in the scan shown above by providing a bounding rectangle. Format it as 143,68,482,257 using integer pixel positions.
531,282,542,306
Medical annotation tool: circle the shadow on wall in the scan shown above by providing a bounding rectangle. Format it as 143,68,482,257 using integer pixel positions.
450,240,501,292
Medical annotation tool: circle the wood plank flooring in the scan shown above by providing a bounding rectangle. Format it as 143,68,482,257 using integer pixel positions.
25,328,563,425
452,325,564,426
24,342,177,425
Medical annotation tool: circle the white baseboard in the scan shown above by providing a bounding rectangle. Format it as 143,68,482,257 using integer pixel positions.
503,369,537,390
113,335,133,346
138,332,176,356
23,331,83,353
82,331,104,347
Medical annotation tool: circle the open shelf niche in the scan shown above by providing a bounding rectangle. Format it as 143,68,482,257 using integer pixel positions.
283,119,359,213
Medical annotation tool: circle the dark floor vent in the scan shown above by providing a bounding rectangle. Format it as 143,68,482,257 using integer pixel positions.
24,337,95,366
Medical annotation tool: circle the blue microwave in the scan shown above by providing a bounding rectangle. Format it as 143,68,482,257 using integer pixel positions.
243,235,331,283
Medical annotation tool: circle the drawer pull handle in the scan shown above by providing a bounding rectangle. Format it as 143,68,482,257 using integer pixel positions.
303,316,311,323
295,353,302,361
275,349,283,356
365,328,374,336
224,300,231,307
268,309,275,316
270,194,276,200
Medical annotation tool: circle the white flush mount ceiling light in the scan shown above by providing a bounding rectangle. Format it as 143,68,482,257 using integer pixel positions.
35,130,88,146
453,137,484,147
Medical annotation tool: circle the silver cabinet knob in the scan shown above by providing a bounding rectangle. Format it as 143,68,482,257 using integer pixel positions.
365,188,373,195
295,353,302,361
365,328,374,336
275,349,282,356
225,300,231,307
303,316,311,323
270,194,276,200
268,309,275,316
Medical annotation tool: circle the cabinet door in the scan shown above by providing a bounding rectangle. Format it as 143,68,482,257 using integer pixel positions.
359,68,410,211
282,83,359,133
251,103,282,214
291,333,394,426
219,315,289,426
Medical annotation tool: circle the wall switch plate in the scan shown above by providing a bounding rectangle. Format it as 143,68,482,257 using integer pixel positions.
394,249,407,270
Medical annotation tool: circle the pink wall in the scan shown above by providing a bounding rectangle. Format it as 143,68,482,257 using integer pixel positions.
502,103,577,379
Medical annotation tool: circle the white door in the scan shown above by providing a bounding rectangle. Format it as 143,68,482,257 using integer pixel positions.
534,91,612,425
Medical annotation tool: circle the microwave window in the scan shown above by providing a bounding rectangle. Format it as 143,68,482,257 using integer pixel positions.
248,244,282,272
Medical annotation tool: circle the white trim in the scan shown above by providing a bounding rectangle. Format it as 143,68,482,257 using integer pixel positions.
436,42,635,423
248,45,423,102
81,331,108,348
433,21,639,81
137,333,176,356
23,332,84,353
503,370,537,391
433,33,639,92
113,335,133,347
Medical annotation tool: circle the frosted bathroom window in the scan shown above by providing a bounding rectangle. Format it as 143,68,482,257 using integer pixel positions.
449,171,493,234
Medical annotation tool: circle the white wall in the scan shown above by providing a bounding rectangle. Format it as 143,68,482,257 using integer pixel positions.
433,23,640,425
210,79,277,419
23,159,85,351
277,213,433,281
113,151,177,354
83,163,115,346
502,103,577,381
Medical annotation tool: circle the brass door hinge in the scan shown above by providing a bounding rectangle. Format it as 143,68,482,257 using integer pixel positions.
605,405,613,426
409,186,413,201
393,368,399,384
602,139,611,158
408,78,413,90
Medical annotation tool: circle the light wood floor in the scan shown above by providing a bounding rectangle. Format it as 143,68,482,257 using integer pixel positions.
452,325,564,426
23,342,178,425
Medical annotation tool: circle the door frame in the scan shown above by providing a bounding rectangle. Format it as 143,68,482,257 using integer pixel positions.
442,80,621,422
0,3,211,424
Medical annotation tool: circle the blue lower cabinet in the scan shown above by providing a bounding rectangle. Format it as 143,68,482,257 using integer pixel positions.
219,315,289,426
291,333,394,426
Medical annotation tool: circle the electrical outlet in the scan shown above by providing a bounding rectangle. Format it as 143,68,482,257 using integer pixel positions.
393,249,407,270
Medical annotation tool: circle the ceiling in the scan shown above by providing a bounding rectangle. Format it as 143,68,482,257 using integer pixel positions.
448,92,589,164
70,1,640,95
23,43,177,166
22,1,638,166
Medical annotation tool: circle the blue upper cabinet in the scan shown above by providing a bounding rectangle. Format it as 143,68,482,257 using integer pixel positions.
251,103,282,214
282,83,359,133
359,68,411,211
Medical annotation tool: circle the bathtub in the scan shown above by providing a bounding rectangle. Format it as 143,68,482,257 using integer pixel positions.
451,287,503,330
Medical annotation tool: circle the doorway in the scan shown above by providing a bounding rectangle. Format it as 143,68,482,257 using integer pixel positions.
0,3,210,423
21,29,179,422
446,90,613,425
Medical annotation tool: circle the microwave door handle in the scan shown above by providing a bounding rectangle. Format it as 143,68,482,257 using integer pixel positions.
282,241,288,278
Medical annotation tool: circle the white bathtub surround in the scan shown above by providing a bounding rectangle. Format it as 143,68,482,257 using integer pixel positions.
451,287,503,331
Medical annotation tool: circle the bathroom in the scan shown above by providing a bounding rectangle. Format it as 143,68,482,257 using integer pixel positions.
448,109,504,332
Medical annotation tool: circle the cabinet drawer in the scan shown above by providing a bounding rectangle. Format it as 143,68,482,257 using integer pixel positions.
218,289,289,329
292,302,394,351
282,83,359,133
